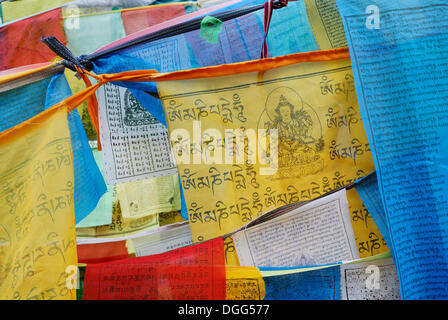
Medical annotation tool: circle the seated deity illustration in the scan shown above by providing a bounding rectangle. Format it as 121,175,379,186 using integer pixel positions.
123,89,159,126
259,87,324,178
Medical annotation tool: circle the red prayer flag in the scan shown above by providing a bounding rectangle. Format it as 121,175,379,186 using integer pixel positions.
122,4,187,36
83,237,226,300
94,0,243,54
77,241,129,264
0,8,66,71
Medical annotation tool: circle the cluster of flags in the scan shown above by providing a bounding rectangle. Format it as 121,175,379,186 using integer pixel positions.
0,0,447,300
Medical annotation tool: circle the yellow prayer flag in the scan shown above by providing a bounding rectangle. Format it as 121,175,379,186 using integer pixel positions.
224,236,240,266
226,266,265,300
1,0,71,23
155,51,375,242
159,210,186,226
75,190,159,238
0,106,77,300
117,175,181,219
346,187,389,258
304,0,348,50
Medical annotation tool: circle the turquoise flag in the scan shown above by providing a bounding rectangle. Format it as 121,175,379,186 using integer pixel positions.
336,0,448,299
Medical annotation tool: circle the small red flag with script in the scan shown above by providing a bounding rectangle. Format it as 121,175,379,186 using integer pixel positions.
83,237,226,300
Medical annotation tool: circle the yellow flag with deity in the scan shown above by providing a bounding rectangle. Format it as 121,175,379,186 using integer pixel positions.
154,49,375,242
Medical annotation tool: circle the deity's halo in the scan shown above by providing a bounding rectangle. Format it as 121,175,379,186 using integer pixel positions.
265,87,304,122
